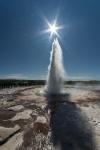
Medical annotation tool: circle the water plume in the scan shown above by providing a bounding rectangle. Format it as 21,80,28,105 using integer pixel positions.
45,38,66,95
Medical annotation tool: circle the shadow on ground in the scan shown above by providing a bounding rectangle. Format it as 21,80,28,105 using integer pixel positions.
46,94,97,150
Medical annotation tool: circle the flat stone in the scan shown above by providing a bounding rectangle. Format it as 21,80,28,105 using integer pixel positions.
8,105,24,111
10,109,32,121
0,125,20,144
0,132,23,150
0,110,16,120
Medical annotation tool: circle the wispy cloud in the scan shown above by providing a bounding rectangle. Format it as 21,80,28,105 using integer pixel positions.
67,75,94,81
0,74,29,79
0,74,47,80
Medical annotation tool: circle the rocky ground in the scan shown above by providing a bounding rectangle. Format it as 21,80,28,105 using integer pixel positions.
0,85,100,150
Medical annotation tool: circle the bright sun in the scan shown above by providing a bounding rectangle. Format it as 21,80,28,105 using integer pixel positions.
41,17,64,38
49,23,58,34
47,22,60,37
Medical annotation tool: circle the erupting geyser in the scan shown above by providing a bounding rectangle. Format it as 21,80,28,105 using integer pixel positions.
44,38,66,95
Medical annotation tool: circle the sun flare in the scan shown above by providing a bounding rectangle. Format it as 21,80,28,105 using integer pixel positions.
47,22,60,38
41,17,64,38
48,23,58,35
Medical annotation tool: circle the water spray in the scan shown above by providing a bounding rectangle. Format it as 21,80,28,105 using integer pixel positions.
44,37,66,95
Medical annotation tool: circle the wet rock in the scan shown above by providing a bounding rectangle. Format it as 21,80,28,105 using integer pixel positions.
10,109,32,121
0,86,100,149
34,116,49,136
8,105,24,111
0,110,16,120
0,125,20,144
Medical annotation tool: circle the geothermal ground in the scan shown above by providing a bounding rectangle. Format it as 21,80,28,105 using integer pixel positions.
0,84,100,150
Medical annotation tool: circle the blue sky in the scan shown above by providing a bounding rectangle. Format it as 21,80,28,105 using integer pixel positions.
0,0,100,80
